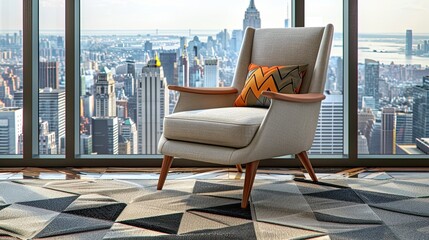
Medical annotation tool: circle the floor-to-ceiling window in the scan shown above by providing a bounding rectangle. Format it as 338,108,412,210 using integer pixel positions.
358,0,429,156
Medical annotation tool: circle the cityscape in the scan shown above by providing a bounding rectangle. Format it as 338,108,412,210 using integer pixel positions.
0,0,428,156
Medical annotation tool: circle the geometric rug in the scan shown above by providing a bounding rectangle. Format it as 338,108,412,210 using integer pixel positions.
0,178,428,239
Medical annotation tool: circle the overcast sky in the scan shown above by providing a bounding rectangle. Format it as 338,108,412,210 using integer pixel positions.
1,0,429,34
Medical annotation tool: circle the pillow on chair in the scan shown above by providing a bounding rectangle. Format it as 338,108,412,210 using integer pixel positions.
234,63,308,107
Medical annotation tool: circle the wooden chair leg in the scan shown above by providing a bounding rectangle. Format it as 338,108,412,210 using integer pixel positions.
236,164,243,173
241,160,260,208
297,151,318,182
157,155,174,190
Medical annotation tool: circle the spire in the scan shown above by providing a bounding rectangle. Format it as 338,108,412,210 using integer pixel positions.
248,0,256,9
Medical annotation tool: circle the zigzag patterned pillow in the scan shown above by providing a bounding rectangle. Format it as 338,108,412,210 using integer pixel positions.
234,63,308,107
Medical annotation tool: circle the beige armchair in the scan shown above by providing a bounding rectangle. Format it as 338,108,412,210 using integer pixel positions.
157,25,334,208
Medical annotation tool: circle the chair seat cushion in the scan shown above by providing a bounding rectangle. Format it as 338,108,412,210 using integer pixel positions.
164,107,267,148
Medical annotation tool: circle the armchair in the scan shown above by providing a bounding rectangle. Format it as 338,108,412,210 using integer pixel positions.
157,25,334,208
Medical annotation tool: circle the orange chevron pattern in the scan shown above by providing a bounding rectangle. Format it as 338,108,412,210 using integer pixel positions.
234,63,308,107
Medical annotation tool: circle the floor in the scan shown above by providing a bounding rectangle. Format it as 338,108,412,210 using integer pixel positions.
0,167,428,240
1,167,429,181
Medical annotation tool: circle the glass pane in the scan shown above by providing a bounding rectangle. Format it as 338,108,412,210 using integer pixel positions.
358,0,429,155
38,0,65,155
80,0,291,155
306,0,345,155
0,0,23,155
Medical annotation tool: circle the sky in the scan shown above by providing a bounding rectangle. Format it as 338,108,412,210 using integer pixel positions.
1,0,429,34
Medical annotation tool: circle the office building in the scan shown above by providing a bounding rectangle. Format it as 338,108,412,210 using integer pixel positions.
120,118,138,154
80,134,93,155
123,74,135,97
39,120,57,154
94,69,116,117
39,88,65,153
159,51,177,86
381,107,396,154
204,59,219,87
396,111,413,144
0,107,22,154
406,29,413,56
137,56,169,154
39,61,59,89
413,76,429,142
364,59,380,109
118,135,131,154
178,42,189,87
92,117,118,155
243,0,261,32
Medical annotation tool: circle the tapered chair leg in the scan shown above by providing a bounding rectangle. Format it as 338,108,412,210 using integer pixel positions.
297,151,318,182
241,160,260,208
236,164,243,173
157,155,174,190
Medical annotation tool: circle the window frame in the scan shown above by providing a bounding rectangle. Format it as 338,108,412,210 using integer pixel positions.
0,0,428,167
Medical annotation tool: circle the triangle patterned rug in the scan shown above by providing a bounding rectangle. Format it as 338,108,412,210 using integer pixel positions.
0,178,428,239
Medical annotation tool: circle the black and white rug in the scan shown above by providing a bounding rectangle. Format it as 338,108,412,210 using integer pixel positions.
0,178,428,239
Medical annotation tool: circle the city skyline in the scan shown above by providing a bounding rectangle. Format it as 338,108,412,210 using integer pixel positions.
2,0,429,34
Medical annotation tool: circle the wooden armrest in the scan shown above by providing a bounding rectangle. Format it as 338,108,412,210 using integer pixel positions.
261,91,326,103
168,86,238,95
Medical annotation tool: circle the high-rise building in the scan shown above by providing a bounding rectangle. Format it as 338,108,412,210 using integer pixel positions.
123,74,135,97
231,30,243,53
406,29,413,56
159,51,177,85
284,1,290,28
396,111,413,144
94,69,116,117
0,107,22,154
358,108,375,135
126,59,136,80
39,61,60,89
39,120,57,154
118,135,131,154
137,56,169,154
413,77,429,142
364,59,380,109
358,134,369,154
381,107,396,154
80,134,92,154
120,118,138,154
92,117,118,154
178,42,189,87
309,94,343,154
39,88,65,153
368,119,381,154
81,93,94,118
204,59,219,87
243,0,261,32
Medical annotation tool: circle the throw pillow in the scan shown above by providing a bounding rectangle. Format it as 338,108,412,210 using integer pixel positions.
234,63,308,107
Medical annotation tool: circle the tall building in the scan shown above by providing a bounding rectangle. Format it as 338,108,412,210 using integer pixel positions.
39,120,57,154
204,59,219,87
123,74,135,97
396,111,413,144
284,1,290,28
39,61,59,89
368,119,382,154
231,30,243,53
309,94,343,154
178,42,189,87
0,107,22,154
118,135,131,154
137,56,169,154
159,51,177,85
92,117,118,154
120,118,138,154
126,59,136,80
381,107,396,154
406,29,413,56
94,68,116,117
39,88,65,153
364,59,380,109
413,76,429,142
243,0,261,32
80,134,92,154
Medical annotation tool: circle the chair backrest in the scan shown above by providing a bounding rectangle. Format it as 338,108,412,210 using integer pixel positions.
232,24,334,94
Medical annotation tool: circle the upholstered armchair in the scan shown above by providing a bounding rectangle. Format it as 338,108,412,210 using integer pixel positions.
157,25,334,208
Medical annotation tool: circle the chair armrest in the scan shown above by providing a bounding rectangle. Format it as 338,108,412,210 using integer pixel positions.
169,86,238,95
261,91,326,103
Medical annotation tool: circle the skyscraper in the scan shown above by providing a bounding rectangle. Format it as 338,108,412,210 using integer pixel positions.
381,107,396,154
94,68,116,117
120,118,138,154
413,76,429,142
364,59,380,108
406,29,413,56
178,41,189,87
80,134,92,154
309,94,343,154
396,111,413,144
284,1,290,28
39,88,65,153
39,120,57,154
0,107,22,154
137,56,169,154
204,59,219,87
159,51,177,85
39,61,59,89
243,0,261,32
92,117,118,154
